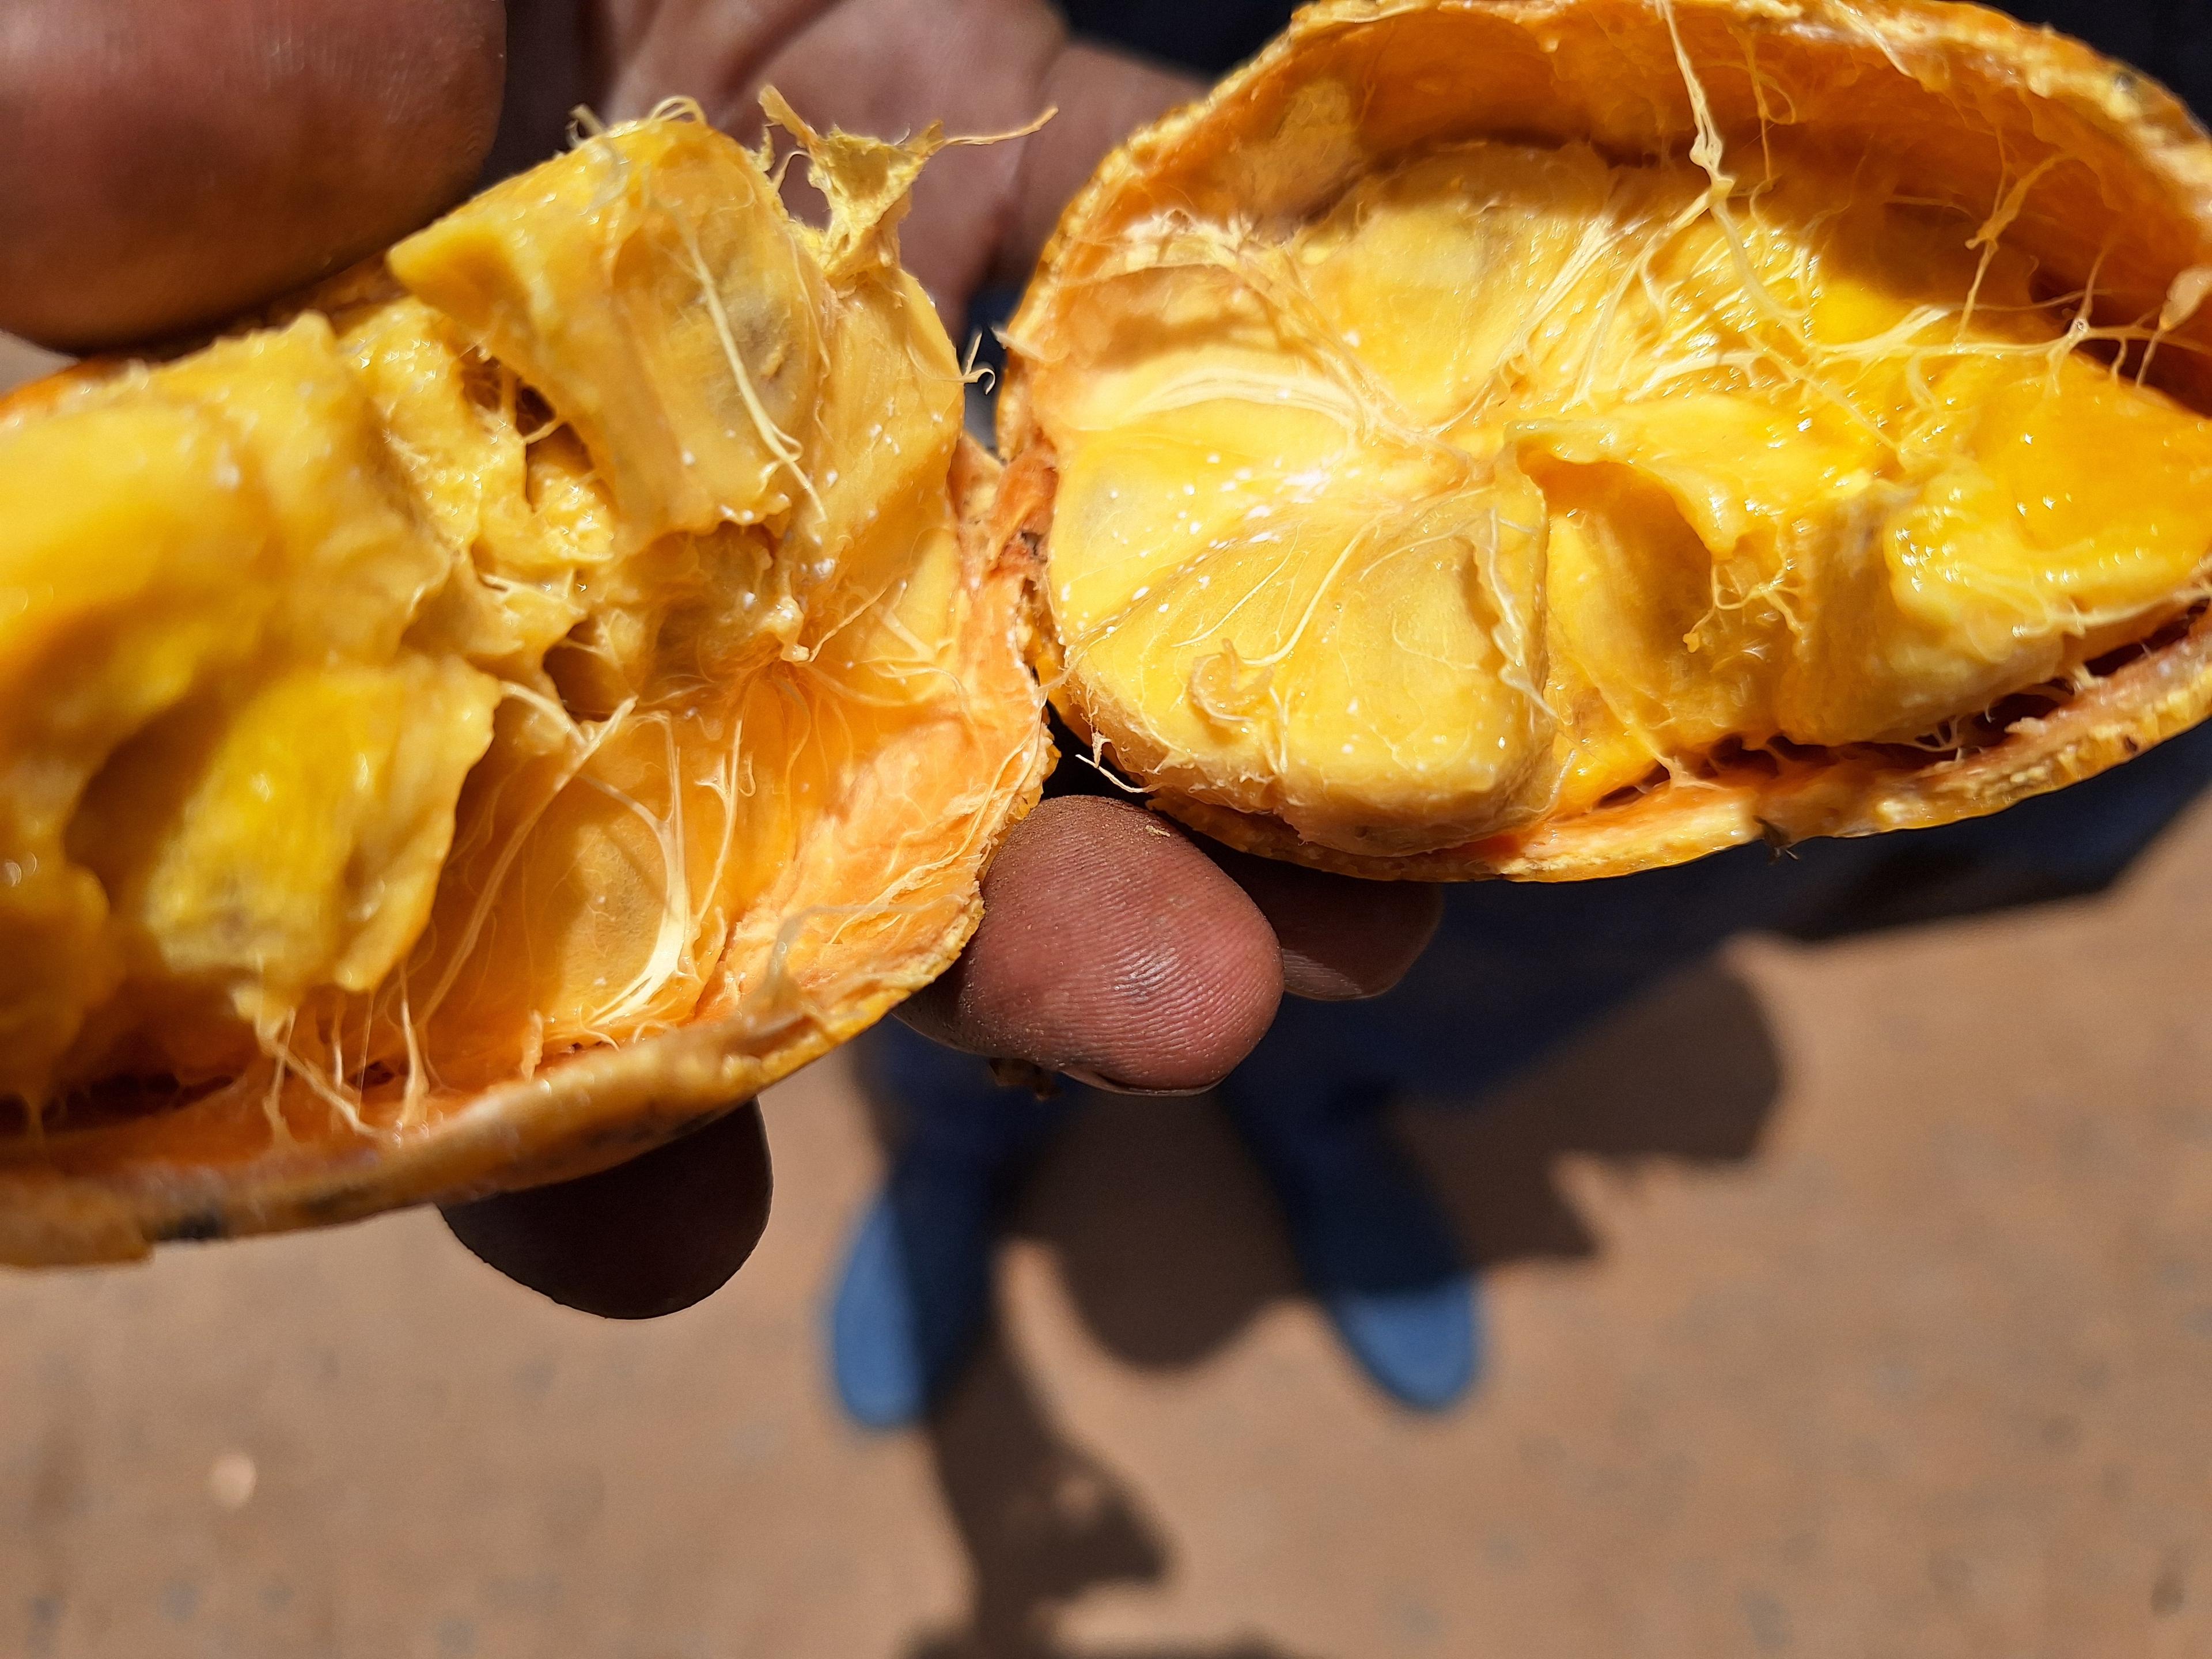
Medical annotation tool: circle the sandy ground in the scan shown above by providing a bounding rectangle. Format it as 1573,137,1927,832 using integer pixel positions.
4,782,2212,1657
0,336,66,395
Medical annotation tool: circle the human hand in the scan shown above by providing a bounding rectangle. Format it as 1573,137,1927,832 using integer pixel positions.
2,0,1442,1313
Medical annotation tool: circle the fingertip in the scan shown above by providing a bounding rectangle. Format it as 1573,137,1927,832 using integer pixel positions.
902,795,1282,1092
441,1101,772,1320
1209,846,1445,1002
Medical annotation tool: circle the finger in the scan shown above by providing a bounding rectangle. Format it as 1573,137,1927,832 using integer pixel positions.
990,41,1202,290
1209,846,1445,1001
602,0,1052,316
598,0,1198,321
898,794,1283,1093
0,0,505,349
441,1101,772,1319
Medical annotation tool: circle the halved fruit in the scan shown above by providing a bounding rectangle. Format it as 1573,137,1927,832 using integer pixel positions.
1001,0,2212,877
14,0,2212,1263
0,104,1049,1263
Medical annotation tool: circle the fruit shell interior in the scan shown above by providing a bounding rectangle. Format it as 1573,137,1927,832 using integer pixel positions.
999,0,2212,880
0,407,1050,1265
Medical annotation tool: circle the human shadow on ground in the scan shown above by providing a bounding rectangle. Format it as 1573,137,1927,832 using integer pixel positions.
863,717,2212,1659
1012,955,1779,1374
904,1330,1317,1659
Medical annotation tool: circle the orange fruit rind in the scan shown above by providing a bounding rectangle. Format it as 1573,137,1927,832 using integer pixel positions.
0,102,1049,1263
1001,0,2212,878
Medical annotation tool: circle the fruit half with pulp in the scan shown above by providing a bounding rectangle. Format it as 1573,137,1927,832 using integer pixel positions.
999,0,2212,878
0,101,1050,1263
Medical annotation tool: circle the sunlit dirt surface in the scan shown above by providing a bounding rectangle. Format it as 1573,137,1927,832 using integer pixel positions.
7,779,2212,1657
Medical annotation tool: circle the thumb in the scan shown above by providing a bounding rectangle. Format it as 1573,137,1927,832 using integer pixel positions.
0,0,503,350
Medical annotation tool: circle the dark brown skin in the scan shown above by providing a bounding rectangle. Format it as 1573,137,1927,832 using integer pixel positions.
0,0,508,348
2,0,1442,1315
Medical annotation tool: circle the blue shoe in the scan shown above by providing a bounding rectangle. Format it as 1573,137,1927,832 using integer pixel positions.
828,1154,998,1429
828,1026,1070,1429
1228,1088,1479,1411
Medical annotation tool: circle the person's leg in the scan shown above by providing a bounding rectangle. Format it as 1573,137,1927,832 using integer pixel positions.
1222,1010,1478,1410
829,1021,1074,1427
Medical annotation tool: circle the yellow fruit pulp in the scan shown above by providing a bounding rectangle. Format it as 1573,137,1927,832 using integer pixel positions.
1021,135,2212,857
0,108,984,1118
